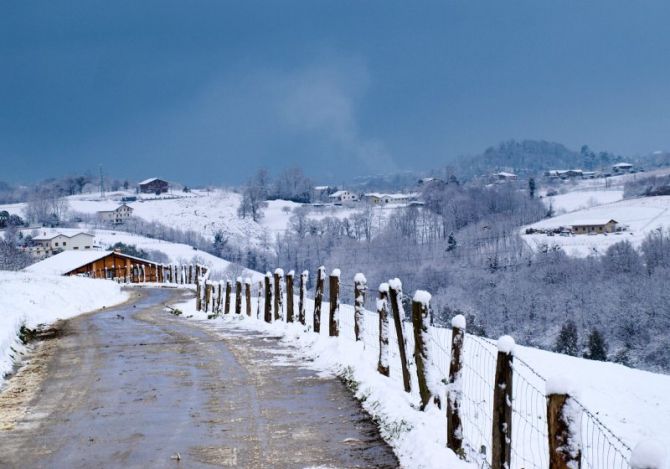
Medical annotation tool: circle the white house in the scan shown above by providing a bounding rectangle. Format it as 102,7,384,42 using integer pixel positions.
362,192,419,205
28,231,95,258
493,172,518,182
328,190,358,204
97,204,133,224
613,162,633,173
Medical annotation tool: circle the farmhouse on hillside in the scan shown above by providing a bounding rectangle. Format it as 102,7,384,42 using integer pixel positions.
613,162,633,173
571,219,619,234
138,177,169,194
328,190,358,204
28,231,95,258
493,172,517,182
362,192,418,205
97,203,133,224
25,250,164,282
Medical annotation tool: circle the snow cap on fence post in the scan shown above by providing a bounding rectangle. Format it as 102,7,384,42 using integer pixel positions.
413,290,431,306
497,335,515,355
378,282,389,293
331,268,341,277
630,440,667,469
354,272,367,284
451,314,466,330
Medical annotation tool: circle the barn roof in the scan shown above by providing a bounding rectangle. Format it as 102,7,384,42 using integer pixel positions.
32,231,94,241
25,251,111,275
138,177,166,185
570,219,618,227
24,250,156,276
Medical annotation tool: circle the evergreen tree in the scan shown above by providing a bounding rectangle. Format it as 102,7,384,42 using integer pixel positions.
528,177,536,199
584,329,608,361
446,232,457,252
554,320,579,356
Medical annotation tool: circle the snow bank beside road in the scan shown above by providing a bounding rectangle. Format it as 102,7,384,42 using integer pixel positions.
0,272,128,384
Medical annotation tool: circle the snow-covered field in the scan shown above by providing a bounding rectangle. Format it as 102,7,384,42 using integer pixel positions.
524,195,670,257
171,288,670,469
0,272,128,386
541,189,623,214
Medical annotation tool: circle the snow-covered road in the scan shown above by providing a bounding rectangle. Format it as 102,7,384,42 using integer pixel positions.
0,287,397,468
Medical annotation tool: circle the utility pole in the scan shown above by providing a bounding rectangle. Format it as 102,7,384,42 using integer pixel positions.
99,165,105,198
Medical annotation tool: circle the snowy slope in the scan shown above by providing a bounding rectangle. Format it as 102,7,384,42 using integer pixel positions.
0,272,128,385
542,189,623,214
523,196,670,256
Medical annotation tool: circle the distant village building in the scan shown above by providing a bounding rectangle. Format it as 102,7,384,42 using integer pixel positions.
362,193,418,205
545,169,583,180
493,172,518,182
328,190,358,204
97,204,133,225
28,231,95,257
613,162,633,173
138,178,169,194
571,219,618,235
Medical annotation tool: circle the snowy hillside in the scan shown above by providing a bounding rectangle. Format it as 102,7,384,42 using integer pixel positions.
0,189,368,251
523,195,670,256
541,189,623,214
0,272,128,386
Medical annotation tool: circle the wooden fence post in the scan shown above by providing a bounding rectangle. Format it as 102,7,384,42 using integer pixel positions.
412,291,440,410
211,284,216,312
329,269,340,337
447,314,465,454
216,281,223,315
313,266,325,333
286,271,295,322
492,336,515,469
388,278,412,393
299,270,308,325
204,282,211,313
196,275,202,311
235,277,242,315
354,273,367,342
377,283,390,376
245,278,252,316
264,273,272,323
225,280,232,314
547,378,582,469
257,280,263,319
273,269,284,321
188,265,193,284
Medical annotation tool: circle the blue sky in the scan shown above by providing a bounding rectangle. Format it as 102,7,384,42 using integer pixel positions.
1,1,669,185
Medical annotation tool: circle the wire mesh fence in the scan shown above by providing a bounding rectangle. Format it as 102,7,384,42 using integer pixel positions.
240,271,635,469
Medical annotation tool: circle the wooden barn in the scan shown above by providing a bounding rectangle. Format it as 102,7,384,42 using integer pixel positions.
138,177,169,194
24,250,203,284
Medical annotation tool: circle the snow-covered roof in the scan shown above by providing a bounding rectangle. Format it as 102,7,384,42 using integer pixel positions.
495,172,517,177
24,250,111,275
329,190,350,197
613,162,633,168
138,177,165,185
570,219,618,227
313,185,329,191
25,249,156,276
32,231,94,241
97,203,133,214
363,192,418,199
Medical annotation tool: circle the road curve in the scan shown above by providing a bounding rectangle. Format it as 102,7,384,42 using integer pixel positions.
0,287,398,469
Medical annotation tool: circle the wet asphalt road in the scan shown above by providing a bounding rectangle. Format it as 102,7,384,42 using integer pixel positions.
0,288,398,469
